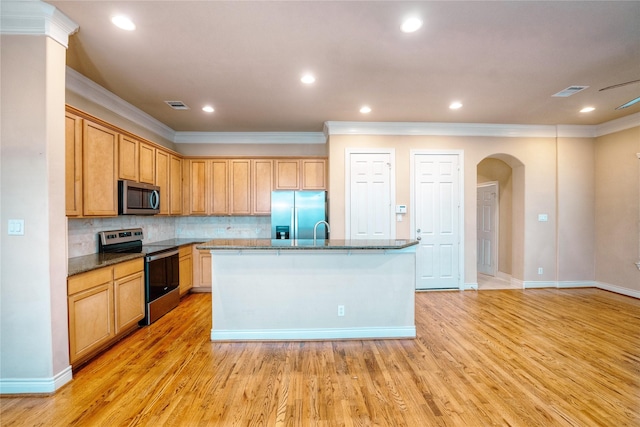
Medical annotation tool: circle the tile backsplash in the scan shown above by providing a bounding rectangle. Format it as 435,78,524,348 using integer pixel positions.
68,216,270,257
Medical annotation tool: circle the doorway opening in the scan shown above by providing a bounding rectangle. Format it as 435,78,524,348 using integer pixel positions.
476,155,524,290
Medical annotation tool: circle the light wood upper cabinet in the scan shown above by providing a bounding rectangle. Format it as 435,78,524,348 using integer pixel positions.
210,160,229,215
274,159,299,190
170,155,183,215
65,112,83,216
118,135,139,182
139,142,156,184
301,159,327,190
253,159,273,215
82,120,118,216
156,149,170,215
274,158,327,191
230,159,252,215
184,159,230,216
186,159,208,215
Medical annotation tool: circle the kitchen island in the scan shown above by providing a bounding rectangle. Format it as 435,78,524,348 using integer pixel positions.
196,239,418,341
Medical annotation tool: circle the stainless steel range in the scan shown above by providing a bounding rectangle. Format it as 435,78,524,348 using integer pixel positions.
98,228,180,325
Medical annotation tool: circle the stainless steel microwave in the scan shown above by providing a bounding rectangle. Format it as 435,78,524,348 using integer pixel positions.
118,180,160,215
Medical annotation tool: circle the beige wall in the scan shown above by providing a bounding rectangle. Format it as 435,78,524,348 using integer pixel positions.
328,133,567,284
1,36,70,384
595,126,640,292
557,137,596,282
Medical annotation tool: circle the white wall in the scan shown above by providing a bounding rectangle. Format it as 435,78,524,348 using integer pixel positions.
1,35,71,392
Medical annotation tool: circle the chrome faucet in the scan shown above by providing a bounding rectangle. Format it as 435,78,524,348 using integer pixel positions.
313,220,330,241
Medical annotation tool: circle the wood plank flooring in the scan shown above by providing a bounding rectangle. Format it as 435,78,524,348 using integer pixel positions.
1,288,639,426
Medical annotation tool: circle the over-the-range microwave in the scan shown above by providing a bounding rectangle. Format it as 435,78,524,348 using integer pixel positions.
118,180,160,215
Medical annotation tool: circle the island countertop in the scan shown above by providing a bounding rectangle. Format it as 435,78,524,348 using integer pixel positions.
196,238,418,251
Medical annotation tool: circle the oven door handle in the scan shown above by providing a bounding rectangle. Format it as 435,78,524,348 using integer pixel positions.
146,249,179,262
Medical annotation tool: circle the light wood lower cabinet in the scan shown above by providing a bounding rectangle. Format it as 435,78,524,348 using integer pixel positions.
68,258,144,365
191,244,212,292
179,245,193,296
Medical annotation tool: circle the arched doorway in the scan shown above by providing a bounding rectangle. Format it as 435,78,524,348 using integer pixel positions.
476,154,525,290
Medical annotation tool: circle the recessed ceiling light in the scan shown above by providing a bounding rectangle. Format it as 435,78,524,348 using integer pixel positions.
449,102,463,110
111,15,136,31
202,105,215,113
360,106,372,114
301,74,316,84
580,106,595,113
401,17,422,33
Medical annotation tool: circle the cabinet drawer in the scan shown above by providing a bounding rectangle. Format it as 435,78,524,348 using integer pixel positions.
68,267,113,295
114,258,144,279
179,245,192,257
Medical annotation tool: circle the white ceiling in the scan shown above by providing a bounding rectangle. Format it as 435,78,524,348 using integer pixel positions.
49,1,640,133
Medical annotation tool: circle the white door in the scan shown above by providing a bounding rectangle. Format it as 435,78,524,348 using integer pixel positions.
477,182,498,276
413,153,462,290
347,151,393,239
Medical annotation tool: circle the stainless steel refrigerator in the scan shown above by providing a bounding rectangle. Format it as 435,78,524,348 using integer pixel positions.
271,191,328,239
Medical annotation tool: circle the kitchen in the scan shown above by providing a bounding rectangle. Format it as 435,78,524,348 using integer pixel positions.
1,4,639,425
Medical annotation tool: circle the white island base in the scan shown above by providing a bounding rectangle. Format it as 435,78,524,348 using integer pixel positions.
205,243,417,341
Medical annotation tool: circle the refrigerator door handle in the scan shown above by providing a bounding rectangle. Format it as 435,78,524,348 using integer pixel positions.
290,207,295,239
293,208,299,239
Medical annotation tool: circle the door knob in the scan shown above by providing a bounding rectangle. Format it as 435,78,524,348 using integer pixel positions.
416,236,422,241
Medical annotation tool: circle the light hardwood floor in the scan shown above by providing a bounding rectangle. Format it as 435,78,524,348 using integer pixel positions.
1,288,639,426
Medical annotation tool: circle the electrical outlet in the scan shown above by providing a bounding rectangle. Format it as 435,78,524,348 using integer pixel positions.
337,305,345,317
538,267,543,275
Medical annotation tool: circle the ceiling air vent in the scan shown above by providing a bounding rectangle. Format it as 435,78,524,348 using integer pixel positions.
552,86,589,97
164,100,190,110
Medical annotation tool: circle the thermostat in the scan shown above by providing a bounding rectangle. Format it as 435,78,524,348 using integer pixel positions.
395,205,407,214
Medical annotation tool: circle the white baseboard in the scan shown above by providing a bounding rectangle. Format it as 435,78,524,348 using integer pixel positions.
595,281,640,299
464,283,478,290
211,326,416,341
523,281,557,289
0,365,72,395
557,281,597,288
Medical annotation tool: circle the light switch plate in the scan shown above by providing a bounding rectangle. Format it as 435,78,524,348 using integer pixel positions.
8,219,24,235
538,214,548,222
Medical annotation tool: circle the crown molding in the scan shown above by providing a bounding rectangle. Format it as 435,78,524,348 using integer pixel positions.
0,1,78,48
323,121,558,138
174,132,326,144
66,67,176,142
595,112,640,137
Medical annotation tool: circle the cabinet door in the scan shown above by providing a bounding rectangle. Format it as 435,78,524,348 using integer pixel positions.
210,160,229,215
274,159,299,190
192,245,212,290
253,159,273,215
170,155,183,215
118,134,139,182
114,271,145,335
65,112,83,216
229,159,251,215
68,283,114,364
179,246,193,296
82,120,118,216
301,159,327,190
139,142,156,184
156,150,170,215
187,159,208,215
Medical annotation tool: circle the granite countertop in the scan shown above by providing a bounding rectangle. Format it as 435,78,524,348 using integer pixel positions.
68,252,144,276
144,238,209,247
68,238,207,277
196,239,419,251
